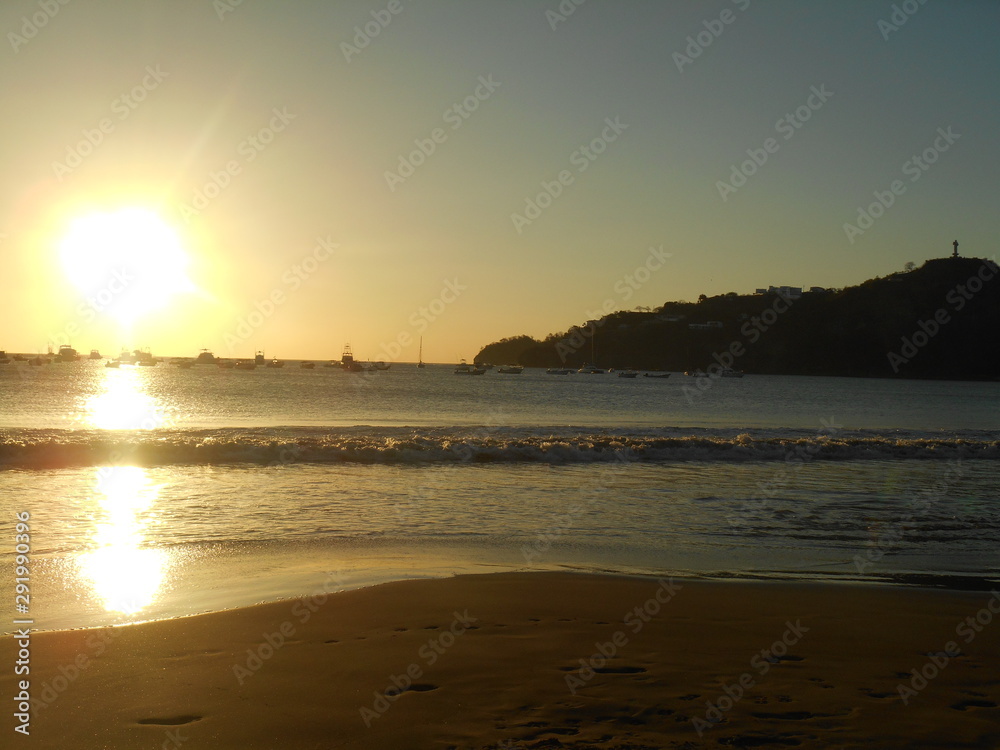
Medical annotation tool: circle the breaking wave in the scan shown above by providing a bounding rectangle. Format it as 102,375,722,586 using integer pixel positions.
1,426,996,469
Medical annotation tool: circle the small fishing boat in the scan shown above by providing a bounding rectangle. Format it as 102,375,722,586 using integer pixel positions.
643,372,671,379
618,370,639,378
546,368,572,375
497,365,523,374
300,361,315,369
577,363,605,374
104,359,119,368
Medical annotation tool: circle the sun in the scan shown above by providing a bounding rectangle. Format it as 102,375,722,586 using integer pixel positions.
59,207,194,327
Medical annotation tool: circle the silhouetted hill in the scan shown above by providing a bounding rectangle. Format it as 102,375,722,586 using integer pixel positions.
475,257,1000,379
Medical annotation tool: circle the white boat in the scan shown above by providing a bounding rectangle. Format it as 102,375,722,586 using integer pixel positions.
266,358,284,368
577,363,605,374
455,359,487,375
497,365,523,374
104,359,119,368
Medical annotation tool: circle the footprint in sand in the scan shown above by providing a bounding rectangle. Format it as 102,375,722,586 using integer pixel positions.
592,666,646,675
384,683,439,697
951,699,998,711
137,715,202,726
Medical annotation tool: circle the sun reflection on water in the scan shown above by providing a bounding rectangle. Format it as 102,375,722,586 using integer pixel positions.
84,366,165,430
78,465,167,615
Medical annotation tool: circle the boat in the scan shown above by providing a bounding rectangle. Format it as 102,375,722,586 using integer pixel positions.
28,356,49,366
340,344,364,372
234,360,257,370
685,370,708,378
546,368,572,375
577,363,605,374
497,365,523,374
217,360,235,369
177,360,194,369
266,358,284,368
617,370,639,378
372,361,391,371
133,348,157,366
417,337,425,368
255,350,266,366
643,372,671,379
13,353,25,361
720,368,744,378
104,359,120,368
299,361,315,369
56,345,80,362
89,349,102,360
194,349,217,365
455,359,486,375
0,351,10,365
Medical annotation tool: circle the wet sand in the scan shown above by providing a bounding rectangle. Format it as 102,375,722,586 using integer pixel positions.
4,572,1000,748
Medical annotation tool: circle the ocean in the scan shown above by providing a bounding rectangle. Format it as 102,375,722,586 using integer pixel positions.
2,360,998,634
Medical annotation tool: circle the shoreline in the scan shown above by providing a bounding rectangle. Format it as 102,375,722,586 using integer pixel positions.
4,571,999,748
13,552,1000,636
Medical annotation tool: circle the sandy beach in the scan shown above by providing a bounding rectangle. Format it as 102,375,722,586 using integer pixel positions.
5,572,1000,749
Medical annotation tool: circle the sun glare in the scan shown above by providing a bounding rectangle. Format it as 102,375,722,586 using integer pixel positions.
78,466,167,615
59,207,194,327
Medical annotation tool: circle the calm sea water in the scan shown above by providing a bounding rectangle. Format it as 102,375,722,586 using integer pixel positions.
1,360,998,632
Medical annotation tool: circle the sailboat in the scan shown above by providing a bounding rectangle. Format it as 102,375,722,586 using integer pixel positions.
417,337,425,368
